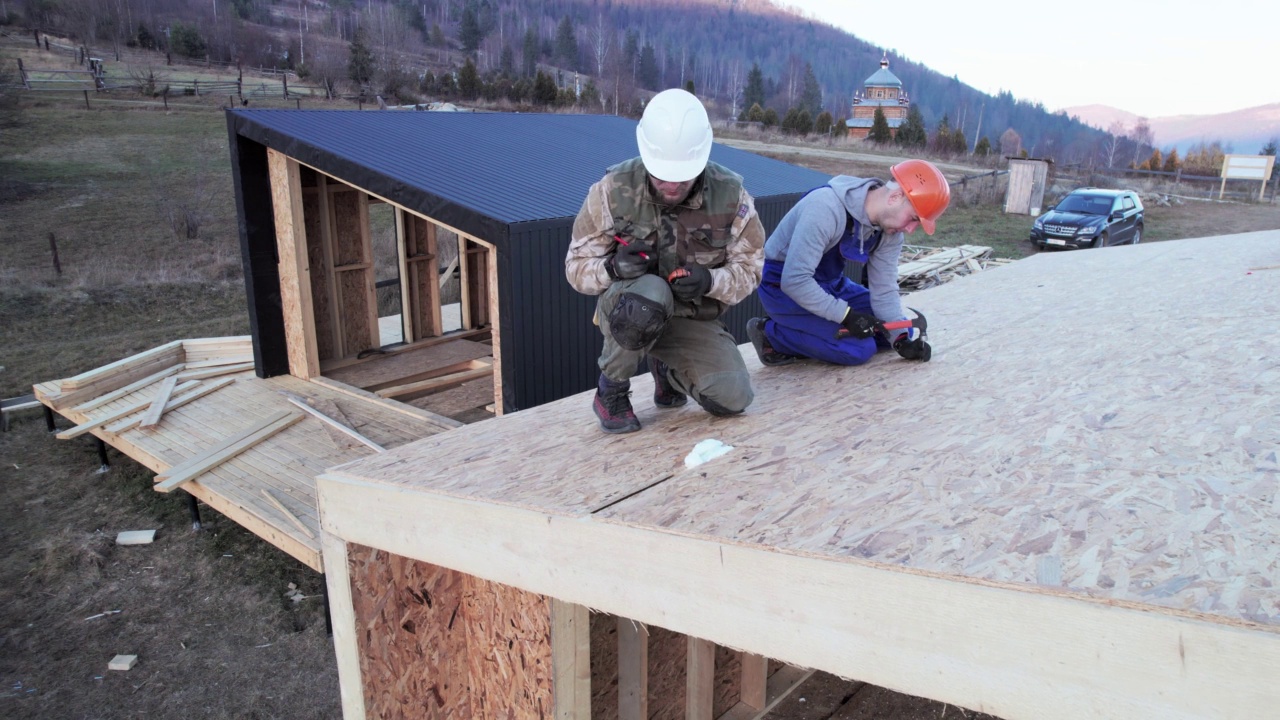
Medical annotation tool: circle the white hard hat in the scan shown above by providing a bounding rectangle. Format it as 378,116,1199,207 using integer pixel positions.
636,89,713,183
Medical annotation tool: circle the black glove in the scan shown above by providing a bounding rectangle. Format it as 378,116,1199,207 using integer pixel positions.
893,336,932,361
837,310,881,339
668,265,712,303
608,237,654,280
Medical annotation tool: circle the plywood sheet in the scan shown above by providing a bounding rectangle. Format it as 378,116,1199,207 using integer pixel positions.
323,232,1280,629
326,339,492,391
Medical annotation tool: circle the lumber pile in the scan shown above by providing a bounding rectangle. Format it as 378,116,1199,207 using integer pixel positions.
897,244,1012,291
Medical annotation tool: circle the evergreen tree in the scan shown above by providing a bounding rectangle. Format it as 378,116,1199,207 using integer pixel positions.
1144,149,1163,171
419,71,436,95
169,23,207,58
932,115,953,155
348,28,374,86
796,109,812,136
522,27,539,78
430,24,446,48
951,129,968,155
581,79,601,110
459,2,483,55
499,45,515,76
1261,139,1278,156
136,24,156,50
638,43,659,90
1162,148,1180,172
436,71,456,97
799,62,822,117
554,16,577,70
974,136,991,157
623,31,639,83
533,70,558,105
869,107,892,144
685,79,695,96
814,110,833,136
743,64,765,112
781,107,800,134
746,103,765,124
458,58,480,100
896,105,927,148
763,107,779,128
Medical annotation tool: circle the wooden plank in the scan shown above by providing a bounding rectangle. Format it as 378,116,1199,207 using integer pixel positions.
153,410,302,492
618,618,649,720
182,355,255,369
56,380,200,440
176,362,255,381
551,599,591,720
50,346,185,410
115,530,156,545
717,667,815,720
318,327,490,373
405,377,494,419
59,339,183,391
279,392,384,452
325,338,491,391
261,488,316,539
687,636,715,720
306,377,462,431
71,365,184,414
394,209,414,344
320,536,367,719
104,377,236,435
738,653,767,711
373,363,492,401
136,376,179,429
330,188,376,356
268,149,321,380
108,655,138,671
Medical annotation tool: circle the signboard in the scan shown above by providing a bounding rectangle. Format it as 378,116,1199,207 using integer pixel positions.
1220,154,1276,200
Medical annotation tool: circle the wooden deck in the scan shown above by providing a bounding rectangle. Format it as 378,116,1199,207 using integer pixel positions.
35,337,460,572
318,231,1280,719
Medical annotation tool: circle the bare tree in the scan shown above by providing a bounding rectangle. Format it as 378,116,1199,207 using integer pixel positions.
1129,117,1153,169
1102,120,1125,168
588,13,611,78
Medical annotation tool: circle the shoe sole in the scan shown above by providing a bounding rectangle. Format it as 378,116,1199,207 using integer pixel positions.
747,319,796,367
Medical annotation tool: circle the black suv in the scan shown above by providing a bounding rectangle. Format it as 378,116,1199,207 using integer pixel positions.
1030,188,1144,250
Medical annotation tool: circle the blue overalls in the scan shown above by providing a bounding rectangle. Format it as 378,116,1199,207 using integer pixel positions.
758,213,891,366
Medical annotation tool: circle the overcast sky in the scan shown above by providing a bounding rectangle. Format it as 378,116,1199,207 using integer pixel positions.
776,0,1277,119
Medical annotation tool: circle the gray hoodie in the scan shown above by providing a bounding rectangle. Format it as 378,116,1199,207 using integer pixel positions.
763,176,905,325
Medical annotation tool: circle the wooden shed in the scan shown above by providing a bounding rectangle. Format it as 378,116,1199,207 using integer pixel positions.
317,231,1280,719
226,109,832,414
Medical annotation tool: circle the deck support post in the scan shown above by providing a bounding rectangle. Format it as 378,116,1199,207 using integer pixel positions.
186,491,202,531
95,436,110,472
44,405,56,433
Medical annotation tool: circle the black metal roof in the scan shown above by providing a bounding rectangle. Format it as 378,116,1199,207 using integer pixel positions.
228,109,832,242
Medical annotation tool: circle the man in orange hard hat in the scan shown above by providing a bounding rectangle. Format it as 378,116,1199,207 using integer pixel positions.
746,159,950,366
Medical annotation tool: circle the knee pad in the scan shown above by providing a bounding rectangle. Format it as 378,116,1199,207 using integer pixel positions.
608,292,669,351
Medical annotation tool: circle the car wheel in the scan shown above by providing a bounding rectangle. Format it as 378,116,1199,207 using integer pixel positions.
1093,232,1108,249
1131,225,1142,244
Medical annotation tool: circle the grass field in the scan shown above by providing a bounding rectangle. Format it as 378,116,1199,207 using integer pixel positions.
1,45,1278,718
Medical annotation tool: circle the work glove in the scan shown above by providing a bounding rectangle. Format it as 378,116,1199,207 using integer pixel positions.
837,309,881,340
608,236,654,280
893,334,932,361
667,265,712,303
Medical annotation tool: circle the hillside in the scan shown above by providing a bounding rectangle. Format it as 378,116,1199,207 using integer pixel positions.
1064,103,1280,155
4,0,1115,161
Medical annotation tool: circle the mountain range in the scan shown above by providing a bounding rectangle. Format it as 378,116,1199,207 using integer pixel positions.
1062,103,1280,155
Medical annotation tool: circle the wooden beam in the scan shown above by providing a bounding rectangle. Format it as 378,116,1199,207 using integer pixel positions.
153,410,303,492
686,637,715,720
618,618,649,720
318,533,367,719
268,148,321,380
551,599,590,720
738,653,767,711
56,381,200,440
182,355,255,369
136,376,179,429
373,364,492,401
487,242,504,415
261,488,316,539
71,364,184,414
395,208,414,344
104,377,237,435
176,362,255,381
59,339,183,391
51,345,185,410
279,392,384,452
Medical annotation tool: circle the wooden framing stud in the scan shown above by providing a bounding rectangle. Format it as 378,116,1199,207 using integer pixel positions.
618,618,649,720
687,636,715,720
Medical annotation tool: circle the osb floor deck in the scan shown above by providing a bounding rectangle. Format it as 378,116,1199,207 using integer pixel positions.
36,342,459,572
318,232,1280,716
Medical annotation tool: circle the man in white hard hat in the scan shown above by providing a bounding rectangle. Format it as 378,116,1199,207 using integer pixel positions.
565,88,766,434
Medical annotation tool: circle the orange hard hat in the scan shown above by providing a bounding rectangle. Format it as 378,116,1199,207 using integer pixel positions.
890,159,951,235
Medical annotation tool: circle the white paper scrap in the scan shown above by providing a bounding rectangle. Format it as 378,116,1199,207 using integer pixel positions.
684,439,734,469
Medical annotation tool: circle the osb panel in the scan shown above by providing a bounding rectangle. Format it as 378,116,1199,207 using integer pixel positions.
338,270,375,356
590,612,618,719
331,189,366,266
326,233,1280,629
466,245,490,328
645,626,686,720
347,544,471,720
464,575,555,718
302,190,336,361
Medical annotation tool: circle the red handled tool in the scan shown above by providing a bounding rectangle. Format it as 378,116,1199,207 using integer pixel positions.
666,267,690,282
835,315,925,340
614,234,649,260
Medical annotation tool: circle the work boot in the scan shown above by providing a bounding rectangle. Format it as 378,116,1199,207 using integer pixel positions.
592,374,641,434
746,317,798,367
648,357,687,408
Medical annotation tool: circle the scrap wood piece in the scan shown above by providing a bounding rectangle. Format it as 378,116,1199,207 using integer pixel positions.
154,410,303,493
261,488,316,539
373,363,492,401
108,654,137,671
182,355,254,370
286,393,363,452
56,380,200,440
116,530,156,545
106,377,237,434
71,365,185,414
177,361,255,381
60,340,183,392
136,377,179,429
279,391,384,452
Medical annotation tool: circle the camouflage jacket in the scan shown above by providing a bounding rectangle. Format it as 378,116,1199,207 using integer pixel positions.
565,158,765,311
